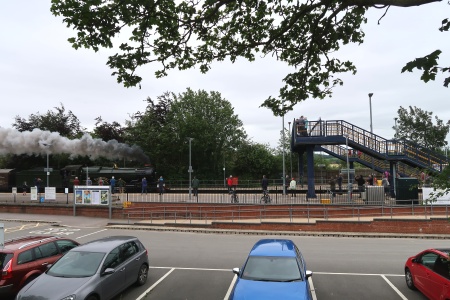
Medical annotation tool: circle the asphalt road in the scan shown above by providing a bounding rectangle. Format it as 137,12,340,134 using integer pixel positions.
2,219,437,300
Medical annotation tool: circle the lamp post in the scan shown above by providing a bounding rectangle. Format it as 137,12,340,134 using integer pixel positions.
188,137,193,200
288,121,292,178
40,142,52,187
344,134,351,202
394,117,398,138
282,113,286,195
223,166,226,187
368,93,374,173
368,93,373,134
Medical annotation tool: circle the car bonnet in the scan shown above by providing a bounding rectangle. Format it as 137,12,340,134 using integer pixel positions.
232,278,310,300
18,273,92,298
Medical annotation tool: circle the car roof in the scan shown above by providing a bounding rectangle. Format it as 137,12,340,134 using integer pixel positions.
249,239,297,257
73,236,139,252
1,236,65,251
433,248,450,256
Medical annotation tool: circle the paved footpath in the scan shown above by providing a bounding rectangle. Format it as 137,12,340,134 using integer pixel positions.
1,212,449,239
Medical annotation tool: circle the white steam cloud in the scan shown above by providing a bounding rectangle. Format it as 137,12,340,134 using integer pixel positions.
0,128,149,162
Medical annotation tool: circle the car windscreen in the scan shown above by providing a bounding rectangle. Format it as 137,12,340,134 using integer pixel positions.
47,251,106,278
241,256,302,282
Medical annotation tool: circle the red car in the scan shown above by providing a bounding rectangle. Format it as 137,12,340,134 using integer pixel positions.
0,235,79,298
405,248,450,300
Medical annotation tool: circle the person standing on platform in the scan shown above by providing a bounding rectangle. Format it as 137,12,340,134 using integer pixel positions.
141,177,148,194
289,178,297,197
227,175,233,193
192,176,200,196
261,175,269,192
158,176,165,195
337,174,343,194
110,176,116,194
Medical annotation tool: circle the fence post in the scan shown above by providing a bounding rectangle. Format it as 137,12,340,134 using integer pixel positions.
307,202,310,223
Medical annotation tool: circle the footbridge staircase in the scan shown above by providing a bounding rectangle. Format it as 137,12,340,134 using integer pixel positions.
291,120,448,198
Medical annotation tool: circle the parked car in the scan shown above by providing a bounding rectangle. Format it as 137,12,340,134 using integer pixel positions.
405,248,450,299
0,235,79,297
16,235,149,300
229,239,313,300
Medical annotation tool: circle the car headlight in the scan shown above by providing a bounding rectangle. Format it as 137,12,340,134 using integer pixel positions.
61,295,76,300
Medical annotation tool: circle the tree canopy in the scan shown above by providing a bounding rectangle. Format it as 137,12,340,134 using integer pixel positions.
126,89,248,178
394,106,450,151
50,0,447,117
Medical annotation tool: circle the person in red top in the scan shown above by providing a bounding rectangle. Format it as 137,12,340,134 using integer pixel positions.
227,175,233,193
73,177,80,186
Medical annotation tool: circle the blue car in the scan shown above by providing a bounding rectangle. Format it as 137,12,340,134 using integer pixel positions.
230,239,313,300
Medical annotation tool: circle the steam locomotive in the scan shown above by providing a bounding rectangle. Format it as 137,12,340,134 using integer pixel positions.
0,165,156,193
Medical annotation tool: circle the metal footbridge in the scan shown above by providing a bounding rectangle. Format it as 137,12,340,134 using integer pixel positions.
291,120,448,198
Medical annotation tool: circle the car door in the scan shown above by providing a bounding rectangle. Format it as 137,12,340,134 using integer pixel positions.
100,246,126,300
34,241,60,271
431,255,450,300
414,252,441,299
119,241,141,287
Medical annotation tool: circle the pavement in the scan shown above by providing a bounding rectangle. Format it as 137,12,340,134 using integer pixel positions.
1,211,449,239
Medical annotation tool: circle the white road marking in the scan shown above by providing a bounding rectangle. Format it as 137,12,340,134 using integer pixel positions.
309,276,318,300
76,229,108,239
313,271,403,277
223,274,238,300
150,266,229,272
136,268,175,300
381,275,408,300
138,268,405,299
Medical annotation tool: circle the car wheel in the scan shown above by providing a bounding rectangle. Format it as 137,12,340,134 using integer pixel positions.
85,296,98,300
136,264,148,286
405,268,416,290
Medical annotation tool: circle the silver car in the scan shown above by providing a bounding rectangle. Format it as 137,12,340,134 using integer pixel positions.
16,236,149,300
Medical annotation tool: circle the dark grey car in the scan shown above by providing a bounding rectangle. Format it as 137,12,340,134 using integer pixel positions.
16,236,149,300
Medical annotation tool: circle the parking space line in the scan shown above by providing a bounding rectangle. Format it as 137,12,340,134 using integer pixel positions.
381,275,408,300
309,276,317,300
223,274,238,300
314,271,403,277
136,268,175,300
150,266,229,272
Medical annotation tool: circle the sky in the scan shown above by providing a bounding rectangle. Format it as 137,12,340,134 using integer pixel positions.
0,1,449,150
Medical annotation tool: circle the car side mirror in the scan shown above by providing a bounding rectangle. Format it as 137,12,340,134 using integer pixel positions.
412,258,418,263
305,270,313,278
102,268,115,276
232,268,240,275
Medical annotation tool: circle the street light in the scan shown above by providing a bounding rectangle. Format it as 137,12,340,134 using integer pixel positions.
282,112,286,195
188,137,193,200
368,93,374,173
40,142,52,187
344,134,351,202
368,93,373,134
288,121,292,178
394,117,398,138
